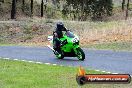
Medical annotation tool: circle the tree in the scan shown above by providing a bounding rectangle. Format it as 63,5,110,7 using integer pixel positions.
63,0,113,21
31,0,33,17
22,0,25,12
11,0,16,19
0,0,4,3
41,0,44,17
126,0,130,20
122,0,125,11
52,0,56,5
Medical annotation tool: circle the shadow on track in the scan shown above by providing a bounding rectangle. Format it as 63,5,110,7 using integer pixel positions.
53,58,82,62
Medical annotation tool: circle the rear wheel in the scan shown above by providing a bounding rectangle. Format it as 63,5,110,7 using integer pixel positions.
76,47,85,61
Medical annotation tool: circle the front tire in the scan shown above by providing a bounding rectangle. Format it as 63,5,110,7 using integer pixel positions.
55,51,64,59
76,47,85,61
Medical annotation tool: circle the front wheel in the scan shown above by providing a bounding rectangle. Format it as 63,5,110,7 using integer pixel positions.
55,51,64,59
76,47,85,61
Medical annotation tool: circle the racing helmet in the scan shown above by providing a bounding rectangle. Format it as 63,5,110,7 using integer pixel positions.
56,22,64,31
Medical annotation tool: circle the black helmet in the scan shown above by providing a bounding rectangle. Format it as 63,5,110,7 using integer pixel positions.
56,22,64,31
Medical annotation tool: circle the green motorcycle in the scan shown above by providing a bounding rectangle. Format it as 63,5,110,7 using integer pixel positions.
47,31,85,61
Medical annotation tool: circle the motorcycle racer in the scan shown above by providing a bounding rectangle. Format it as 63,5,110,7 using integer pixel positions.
53,22,67,53
48,22,85,60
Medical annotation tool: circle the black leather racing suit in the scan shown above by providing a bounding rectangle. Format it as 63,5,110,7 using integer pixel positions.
53,27,67,52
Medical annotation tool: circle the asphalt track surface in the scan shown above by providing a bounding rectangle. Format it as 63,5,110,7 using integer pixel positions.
0,46,132,74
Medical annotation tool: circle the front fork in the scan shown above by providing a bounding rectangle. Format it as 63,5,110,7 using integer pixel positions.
47,45,59,55
73,45,80,55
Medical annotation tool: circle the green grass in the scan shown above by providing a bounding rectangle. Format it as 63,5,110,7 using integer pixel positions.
0,59,132,88
85,42,132,51
0,43,16,46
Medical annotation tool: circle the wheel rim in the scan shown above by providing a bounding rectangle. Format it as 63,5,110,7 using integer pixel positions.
77,51,82,60
56,54,61,58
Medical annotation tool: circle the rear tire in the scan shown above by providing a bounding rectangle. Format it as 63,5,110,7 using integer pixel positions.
76,47,85,61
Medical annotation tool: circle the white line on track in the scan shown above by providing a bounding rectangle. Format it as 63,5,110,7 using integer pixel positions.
60,65,63,66
4,58,10,60
112,73,118,74
1,58,117,74
107,72,111,74
36,62,43,64
21,60,26,62
95,70,100,71
45,63,50,65
14,59,18,60
28,61,34,63
102,71,106,73
53,64,57,66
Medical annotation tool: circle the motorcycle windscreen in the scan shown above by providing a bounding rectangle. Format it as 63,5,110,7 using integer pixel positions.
65,31,75,38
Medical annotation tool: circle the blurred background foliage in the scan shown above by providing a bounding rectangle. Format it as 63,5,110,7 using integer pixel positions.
0,0,132,21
